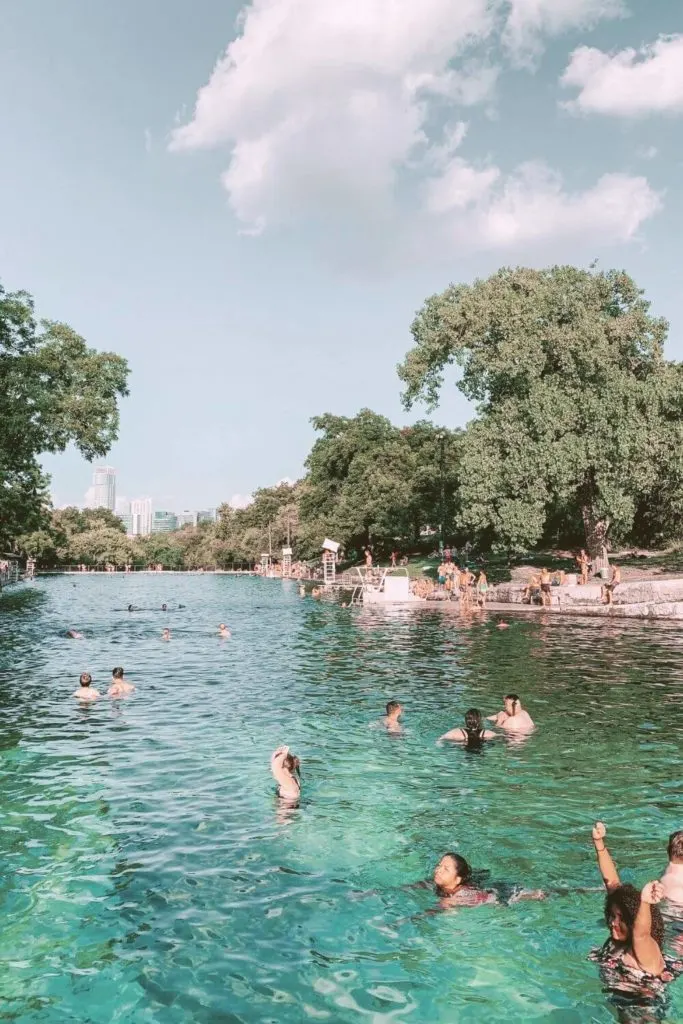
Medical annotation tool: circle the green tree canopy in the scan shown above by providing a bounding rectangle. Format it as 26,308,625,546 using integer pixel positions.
399,265,682,557
0,283,129,550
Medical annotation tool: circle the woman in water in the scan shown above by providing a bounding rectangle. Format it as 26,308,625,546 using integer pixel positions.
439,709,496,748
433,853,496,907
476,571,489,608
270,745,301,802
590,822,682,1003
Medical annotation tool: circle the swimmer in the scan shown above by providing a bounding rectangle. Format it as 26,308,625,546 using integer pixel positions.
488,693,535,733
382,700,403,733
108,667,135,698
589,822,679,988
431,854,545,910
66,629,84,639
439,708,496,748
73,672,100,700
127,604,137,612
270,745,301,801
660,830,683,906
496,621,510,630
162,628,171,641
161,603,168,612
218,623,231,638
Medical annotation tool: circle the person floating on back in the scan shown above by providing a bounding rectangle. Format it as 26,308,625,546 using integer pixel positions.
73,673,100,701
439,708,495,748
108,667,135,699
270,745,301,802
488,693,535,733
383,701,403,734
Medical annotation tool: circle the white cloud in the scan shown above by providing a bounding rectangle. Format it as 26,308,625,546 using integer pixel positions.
170,0,658,256
229,493,253,509
637,145,658,160
504,0,624,59
561,35,683,117
445,163,661,248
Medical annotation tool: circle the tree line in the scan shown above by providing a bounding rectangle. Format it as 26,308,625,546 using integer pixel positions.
6,265,683,569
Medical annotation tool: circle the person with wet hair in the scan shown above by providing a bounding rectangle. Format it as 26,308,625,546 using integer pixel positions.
218,623,231,638
108,667,135,698
661,830,683,906
72,673,100,701
488,693,535,733
270,745,301,802
439,709,495,748
589,822,682,996
382,701,403,733
433,853,496,907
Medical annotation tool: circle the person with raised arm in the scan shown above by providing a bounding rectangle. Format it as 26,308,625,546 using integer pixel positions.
487,693,535,733
588,821,682,995
270,745,301,802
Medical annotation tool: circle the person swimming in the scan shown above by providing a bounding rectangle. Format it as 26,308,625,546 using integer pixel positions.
488,693,535,733
161,603,168,612
162,628,171,641
66,629,84,639
382,700,403,733
589,822,682,1006
439,709,496,748
433,853,497,907
218,623,231,638
73,672,100,700
127,604,137,612
108,667,135,698
270,745,301,801
661,830,683,907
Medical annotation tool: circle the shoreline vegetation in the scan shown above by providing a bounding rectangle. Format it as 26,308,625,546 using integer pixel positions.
6,265,683,583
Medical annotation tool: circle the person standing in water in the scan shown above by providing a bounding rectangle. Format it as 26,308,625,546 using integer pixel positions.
439,709,496,748
488,693,535,733
108,667,135,698
270,745,301,801
589,822,681,993
73,673,100,701
382,701,403,733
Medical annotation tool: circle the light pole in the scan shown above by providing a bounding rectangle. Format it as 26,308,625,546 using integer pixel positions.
438,431,446,555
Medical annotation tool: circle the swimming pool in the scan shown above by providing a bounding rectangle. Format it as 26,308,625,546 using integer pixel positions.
0,575,681,1022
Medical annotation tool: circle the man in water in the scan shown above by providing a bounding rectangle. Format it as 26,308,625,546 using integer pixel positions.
73,673,100,700
108,667,135,698
382,701,403,733
218,623,231,638
661,830,683,906
66,629,84,639
162,628,171,641
487,693,535,733
161,603,168,611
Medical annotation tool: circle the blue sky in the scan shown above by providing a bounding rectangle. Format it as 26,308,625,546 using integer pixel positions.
1,0,682,511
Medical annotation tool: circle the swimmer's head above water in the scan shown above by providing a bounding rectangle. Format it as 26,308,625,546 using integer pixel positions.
604,883,664,946
434,853,472,895
112,667,124,679
386,700,402,718
504,693,521,716
283,751,300,777
668,830,683,864
79,672,93,688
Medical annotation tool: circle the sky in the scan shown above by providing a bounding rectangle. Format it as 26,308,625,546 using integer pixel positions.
1,0,682,511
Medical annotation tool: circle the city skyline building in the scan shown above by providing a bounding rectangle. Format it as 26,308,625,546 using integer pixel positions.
85,466,116,511
152,510,178,534
130,498,153,537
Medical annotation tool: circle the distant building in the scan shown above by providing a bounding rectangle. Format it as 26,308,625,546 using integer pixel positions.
130,498,153,537
196,509,217,524
152,510,178,534
85,466,116,511
176,511,197,528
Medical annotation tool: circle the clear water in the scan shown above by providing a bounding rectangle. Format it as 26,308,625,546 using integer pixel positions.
1,576,682,1023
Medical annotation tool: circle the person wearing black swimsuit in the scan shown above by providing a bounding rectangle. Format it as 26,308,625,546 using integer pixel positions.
439,709,496,747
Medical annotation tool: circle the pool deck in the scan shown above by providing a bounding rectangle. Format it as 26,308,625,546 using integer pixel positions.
478,577,683,621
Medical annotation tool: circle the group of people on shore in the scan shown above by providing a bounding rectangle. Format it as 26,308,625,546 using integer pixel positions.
434,562,489,606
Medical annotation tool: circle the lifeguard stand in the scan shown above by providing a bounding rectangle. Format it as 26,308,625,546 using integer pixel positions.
260,553,272,576
282,547,292,578
321,538,340,587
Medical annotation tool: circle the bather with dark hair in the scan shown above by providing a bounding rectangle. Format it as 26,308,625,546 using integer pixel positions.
439,709,496,748
589,822,683,1011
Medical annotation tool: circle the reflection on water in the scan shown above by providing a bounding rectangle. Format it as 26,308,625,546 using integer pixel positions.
0,575,682,1022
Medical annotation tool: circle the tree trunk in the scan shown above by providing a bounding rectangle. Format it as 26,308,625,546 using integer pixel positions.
582,504,609,566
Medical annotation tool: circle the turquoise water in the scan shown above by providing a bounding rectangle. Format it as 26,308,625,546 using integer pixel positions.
1,575,682,1023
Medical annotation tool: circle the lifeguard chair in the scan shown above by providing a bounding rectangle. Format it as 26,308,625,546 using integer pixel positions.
282,547,292,578
321,538,340,587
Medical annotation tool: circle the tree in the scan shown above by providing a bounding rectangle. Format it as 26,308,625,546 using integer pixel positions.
399,266,679,558
0,283,129,550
